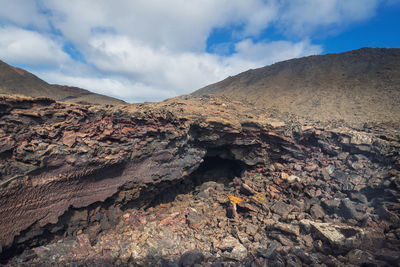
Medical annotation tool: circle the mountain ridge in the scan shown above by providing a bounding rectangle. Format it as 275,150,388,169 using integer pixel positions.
0,60,125,105
193,47,400,126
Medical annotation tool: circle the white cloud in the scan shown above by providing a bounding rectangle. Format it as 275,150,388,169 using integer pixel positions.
0,0,48,30
278,0,379,36
229,39,322,67
39,71,172,103
0,26,71,66
41,0,281,52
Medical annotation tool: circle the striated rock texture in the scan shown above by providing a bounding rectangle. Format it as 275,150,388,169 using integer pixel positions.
0,95,399,266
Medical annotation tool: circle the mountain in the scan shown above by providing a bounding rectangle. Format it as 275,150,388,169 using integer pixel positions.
0,60,125,105
194,48,400,125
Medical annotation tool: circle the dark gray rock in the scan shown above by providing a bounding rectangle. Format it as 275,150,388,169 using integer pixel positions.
332,170,347,182
374,248,400,265
100,217,111,231
270,201,294,217
346,249,374,265
161,258,179,267
342,182,353,191
286,255,302,267
349,192,368,204
337,152,349,160
339,198,364,221
321,198,340,214
310,204,325,220
257,240,281,259
179,250,204,267
376,204,400,225
292,248,314,265
267,251,286,267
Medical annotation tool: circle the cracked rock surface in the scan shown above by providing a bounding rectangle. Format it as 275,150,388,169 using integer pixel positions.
0,95,399,266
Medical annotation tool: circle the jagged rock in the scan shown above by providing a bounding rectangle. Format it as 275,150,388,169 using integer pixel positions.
349,192,368,204
214,236,248,261
310,204,325,220
376,203,400,225
270,201,294,217
271,222,300,236
321,198,341,214
374,248,400,264
304,163,319,172
256,240,281,259
339,198,364,221
186,208,206,230
300,219,385,252
178,250,204,267
346,249,374,265
62,131,77,147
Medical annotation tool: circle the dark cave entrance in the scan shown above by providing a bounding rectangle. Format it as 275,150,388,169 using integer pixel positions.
144,149,250,208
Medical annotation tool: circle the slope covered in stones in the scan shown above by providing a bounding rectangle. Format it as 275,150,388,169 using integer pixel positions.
194,48,400,126
0,95,399,266
0,60,125,105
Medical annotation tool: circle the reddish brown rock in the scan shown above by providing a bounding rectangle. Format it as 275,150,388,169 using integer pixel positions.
62,131,77,147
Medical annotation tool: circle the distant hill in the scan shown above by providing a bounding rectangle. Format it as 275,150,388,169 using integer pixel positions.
193,48,400,125
0,60,125,105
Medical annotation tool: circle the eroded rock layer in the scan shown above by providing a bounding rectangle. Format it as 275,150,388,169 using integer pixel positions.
0,95,399,266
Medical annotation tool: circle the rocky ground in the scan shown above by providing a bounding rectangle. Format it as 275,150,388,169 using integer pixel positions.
0,95,399,266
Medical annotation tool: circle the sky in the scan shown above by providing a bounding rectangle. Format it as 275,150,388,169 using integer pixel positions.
0,0,399,103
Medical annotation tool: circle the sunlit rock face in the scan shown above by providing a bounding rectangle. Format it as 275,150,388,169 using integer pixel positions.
0,95,399,266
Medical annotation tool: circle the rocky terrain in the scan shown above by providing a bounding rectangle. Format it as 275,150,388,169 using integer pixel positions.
0,60,125,105
0,94,399,266
194,48,400,126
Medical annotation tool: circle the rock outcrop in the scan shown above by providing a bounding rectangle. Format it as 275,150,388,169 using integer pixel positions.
0,95,399,266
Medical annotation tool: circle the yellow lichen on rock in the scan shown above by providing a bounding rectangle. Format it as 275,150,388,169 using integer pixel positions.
228,195,243,204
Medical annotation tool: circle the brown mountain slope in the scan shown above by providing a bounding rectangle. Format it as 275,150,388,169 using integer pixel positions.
0,60,125,105
193,48,400,126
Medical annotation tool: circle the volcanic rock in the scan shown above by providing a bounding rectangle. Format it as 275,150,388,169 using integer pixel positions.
178,250,204,267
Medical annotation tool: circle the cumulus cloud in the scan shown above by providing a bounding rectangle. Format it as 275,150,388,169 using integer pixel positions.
39,71,171,103
42,0,279,52
231,39,322,66
0,0,48,30
0,26,71,66
0,0,384,102
278,0,379,36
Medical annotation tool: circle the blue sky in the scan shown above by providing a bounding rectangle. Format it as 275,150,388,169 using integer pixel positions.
0,0,399,102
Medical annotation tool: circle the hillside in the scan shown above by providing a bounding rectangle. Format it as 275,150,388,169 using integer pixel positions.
194,48,400,126
0,60,125,105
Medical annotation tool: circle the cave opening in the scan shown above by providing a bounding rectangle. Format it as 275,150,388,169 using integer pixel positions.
145,149,250,208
